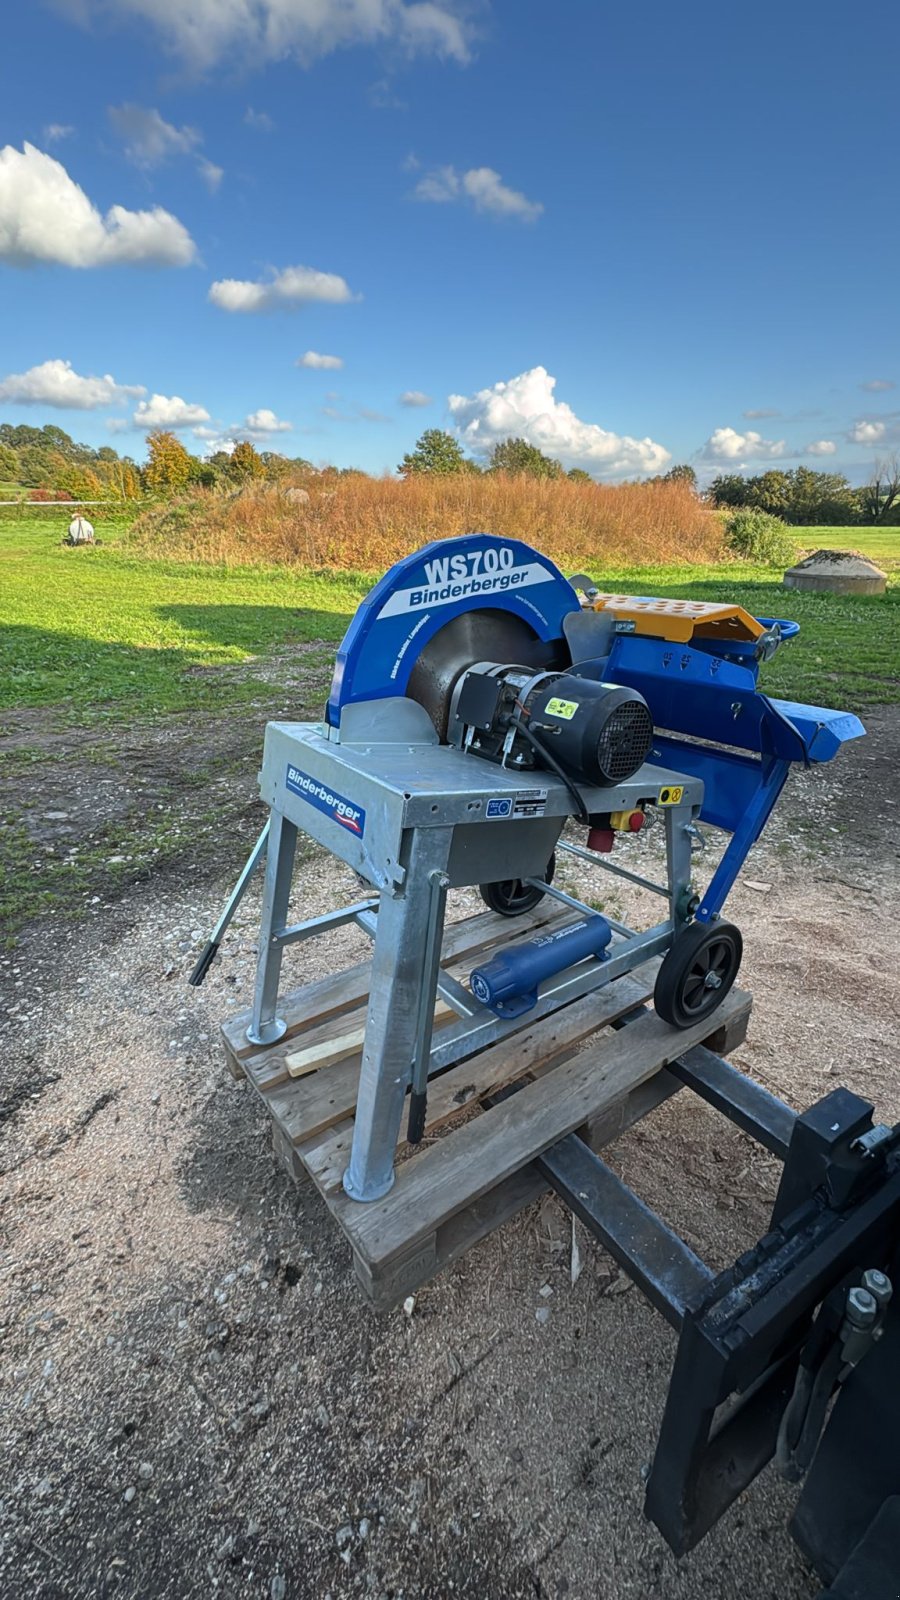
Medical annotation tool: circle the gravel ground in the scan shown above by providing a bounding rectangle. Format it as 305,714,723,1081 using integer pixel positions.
1,704,898,1600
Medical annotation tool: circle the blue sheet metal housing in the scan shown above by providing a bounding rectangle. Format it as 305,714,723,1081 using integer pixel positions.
327,533,580,726
329,535,864,920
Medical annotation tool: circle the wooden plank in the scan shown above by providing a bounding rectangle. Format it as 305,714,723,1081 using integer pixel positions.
391,966,657,1141
268,932,642,1143
222,902,564,1061
298,1118,355,1196
340,987,752,1268
229,903,568,1094
269,959,656,1163
284,998,452,1079
352,1162,548,1312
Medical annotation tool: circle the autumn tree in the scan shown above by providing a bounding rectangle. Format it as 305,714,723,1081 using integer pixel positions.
60,465,103,500
144,430,192,492
0,442,18,482
120,463,142,499
229,439,266,481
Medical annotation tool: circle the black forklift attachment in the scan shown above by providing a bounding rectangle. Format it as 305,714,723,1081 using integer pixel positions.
536,1045,900,1588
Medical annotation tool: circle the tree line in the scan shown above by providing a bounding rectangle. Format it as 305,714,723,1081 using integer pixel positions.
2,421,897,524
708,464,900,526
0,423,313,499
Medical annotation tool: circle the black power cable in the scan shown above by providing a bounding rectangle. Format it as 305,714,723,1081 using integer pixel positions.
509,710,591,825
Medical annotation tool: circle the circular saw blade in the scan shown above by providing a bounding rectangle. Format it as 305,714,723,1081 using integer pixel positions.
407,607,562,739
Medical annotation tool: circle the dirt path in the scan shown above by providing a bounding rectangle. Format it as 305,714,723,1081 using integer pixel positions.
1,704,898,1600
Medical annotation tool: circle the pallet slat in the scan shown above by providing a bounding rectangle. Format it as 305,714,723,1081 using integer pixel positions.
222,901,565,1065
222,900,753,1313
340,988,752,1269
296,965,659,1195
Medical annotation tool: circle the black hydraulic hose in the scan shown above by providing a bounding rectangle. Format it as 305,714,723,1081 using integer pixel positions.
509,711,591,825
775,1340,843,1482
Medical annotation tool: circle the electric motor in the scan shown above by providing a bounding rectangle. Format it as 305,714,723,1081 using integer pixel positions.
451,663,653,787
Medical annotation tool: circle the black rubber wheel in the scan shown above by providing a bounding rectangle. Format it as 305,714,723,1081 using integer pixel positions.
654,919,743,1029
479,852,556,918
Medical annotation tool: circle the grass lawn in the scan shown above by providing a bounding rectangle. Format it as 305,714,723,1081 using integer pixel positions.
1,518,898,726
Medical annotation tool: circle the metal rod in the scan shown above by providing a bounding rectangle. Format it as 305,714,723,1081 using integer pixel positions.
524,876,635,936
668,1046,797,1159
188,821,270,987
248,811,297,1046
428,923,673,1073
435,970,479,1018
537,1134,714,1328
273,897,380,947
558,838,671,900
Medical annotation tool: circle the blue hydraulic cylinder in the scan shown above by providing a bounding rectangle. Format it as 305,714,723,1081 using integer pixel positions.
470,916,613,1019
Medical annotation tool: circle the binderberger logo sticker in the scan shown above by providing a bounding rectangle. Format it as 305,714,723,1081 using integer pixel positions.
285,765,366,836
376,546,550,619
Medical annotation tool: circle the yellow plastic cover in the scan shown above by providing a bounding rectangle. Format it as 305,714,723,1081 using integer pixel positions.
588,594,765,645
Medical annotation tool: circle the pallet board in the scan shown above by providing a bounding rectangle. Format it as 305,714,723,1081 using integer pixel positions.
222,903,751,1311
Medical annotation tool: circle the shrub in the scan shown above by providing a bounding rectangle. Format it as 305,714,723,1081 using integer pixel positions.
723,508,795,567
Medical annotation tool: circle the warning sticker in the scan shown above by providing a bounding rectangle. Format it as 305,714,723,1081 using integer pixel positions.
658,785,684,805
514,788,549,818
544,697,579,720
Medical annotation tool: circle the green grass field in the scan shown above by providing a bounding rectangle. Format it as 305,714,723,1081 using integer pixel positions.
1,516,896,943
1,519,898,727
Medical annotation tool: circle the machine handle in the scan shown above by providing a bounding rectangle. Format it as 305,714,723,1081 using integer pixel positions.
188,940,219,987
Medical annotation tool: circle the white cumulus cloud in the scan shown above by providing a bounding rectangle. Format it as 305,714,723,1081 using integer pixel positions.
297,350,344,369
700,426,787,462
0,358,145,410
241,408,293,435
133,393,211,428
84,0,472,71
0,143,196,268
209,264,358,313
414,164,542,221
805,439,836,456
849,419,887,445
448,366,670,478
399,390,432,406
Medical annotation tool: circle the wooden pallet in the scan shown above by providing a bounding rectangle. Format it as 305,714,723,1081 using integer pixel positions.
222,905,751,1311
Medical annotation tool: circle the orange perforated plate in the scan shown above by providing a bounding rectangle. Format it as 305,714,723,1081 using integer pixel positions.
588,594,764,645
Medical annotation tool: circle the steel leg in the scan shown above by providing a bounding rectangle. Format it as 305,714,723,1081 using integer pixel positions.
665,803,696,929
343,828,452,1203
247,809,298,1046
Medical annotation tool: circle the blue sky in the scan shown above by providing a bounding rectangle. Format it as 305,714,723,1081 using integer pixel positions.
1,0,898,480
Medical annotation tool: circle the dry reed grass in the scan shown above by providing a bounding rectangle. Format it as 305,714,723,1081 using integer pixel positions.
129,473,724,572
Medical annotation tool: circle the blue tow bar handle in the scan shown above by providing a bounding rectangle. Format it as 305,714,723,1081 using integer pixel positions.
470,916,613,1018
